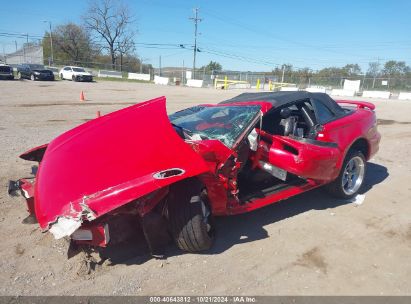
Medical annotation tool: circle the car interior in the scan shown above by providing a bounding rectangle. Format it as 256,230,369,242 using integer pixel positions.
260,99,318,139
237,99,320,202
170,98,338,204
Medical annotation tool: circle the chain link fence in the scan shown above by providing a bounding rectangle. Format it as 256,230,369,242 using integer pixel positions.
5,45,409,92
153,67,411,92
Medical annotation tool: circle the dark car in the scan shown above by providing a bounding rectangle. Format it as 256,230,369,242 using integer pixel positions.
17,64,55,81
0,64,14,80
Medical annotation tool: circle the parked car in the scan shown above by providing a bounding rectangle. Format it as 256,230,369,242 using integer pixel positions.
59,66,93,82
0,64,14,80
9,92,380,256
17,64,54,81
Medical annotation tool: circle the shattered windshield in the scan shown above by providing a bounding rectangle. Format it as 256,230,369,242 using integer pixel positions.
169,105,261,148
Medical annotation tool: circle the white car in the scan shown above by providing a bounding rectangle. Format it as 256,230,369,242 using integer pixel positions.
59,66,93,82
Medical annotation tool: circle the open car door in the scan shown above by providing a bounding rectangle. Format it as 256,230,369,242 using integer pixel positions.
253,96,344,182
255,130,340,181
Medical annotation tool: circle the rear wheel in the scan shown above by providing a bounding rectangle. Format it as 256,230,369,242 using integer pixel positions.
168,182,214,252
326,150,366,199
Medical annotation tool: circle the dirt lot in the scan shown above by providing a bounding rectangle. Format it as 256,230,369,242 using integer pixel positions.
0,79,410,295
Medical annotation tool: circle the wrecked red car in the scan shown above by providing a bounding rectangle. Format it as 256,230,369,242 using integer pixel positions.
9,92,380,255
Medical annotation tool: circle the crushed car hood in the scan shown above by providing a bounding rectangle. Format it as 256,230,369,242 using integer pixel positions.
35,96,210,231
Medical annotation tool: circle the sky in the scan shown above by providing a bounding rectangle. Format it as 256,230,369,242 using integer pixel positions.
1,0,410,72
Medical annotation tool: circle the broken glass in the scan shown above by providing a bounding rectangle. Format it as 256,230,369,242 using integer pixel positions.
170,105,261,148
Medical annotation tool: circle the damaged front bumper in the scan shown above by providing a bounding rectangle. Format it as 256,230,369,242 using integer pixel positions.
8,178,111,247
8,177,169,252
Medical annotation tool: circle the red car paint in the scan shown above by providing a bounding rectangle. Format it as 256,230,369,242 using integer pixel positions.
12,94,380,250
33,97,211,229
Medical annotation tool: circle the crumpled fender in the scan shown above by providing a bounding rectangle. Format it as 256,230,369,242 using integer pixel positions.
34,96,211,236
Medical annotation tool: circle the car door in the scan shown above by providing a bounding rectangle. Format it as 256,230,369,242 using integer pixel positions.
63,67,72,79
21,65,30,78
255,99,341,181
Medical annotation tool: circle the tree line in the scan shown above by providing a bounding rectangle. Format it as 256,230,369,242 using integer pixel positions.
270,62,411,90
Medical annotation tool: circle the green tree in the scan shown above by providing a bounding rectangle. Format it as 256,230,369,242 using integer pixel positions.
383,60,409,76
201,61,222,72
367,62,380,77
42,23,96,65
342,64,362,76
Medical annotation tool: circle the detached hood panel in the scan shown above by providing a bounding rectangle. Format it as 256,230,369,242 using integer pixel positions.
35,96,210,228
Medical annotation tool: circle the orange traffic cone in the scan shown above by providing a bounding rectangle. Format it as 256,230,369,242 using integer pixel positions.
80,91,85,102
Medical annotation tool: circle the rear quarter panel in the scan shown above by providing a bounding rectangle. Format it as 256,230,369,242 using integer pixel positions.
320,107,379,178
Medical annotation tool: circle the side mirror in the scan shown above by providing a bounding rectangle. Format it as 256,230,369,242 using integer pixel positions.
280,108,291,119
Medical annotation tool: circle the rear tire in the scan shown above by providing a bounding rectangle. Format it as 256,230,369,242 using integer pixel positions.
168,182,214,253
326,150,366,199
60,73,64,80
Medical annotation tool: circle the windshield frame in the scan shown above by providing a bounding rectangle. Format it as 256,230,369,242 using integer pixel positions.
73,67,86,72
169,104,261,149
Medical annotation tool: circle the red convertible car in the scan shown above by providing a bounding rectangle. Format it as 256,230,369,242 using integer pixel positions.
9,92,380,255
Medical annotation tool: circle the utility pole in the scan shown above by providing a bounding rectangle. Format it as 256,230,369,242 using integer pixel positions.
43,21,54,65
372,56,382,89
159,55,162,76
182,60,185,84
281,65,285,83
15,41,17,52
189,8,202,80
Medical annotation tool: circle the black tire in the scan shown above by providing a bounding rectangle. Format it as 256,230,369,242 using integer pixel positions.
168,181,214,252
60,73,64,80
30,74,35,81
326,150,366,199
72,75,77,82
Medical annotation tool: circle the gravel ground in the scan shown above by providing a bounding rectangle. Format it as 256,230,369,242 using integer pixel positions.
0,79,410,295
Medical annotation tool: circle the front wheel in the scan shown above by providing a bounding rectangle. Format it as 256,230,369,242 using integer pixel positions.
30,74,35,81
168,189,214,253
326,150,366,199
72,75,77,82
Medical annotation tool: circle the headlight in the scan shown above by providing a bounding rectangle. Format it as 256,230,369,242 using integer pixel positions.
34,71,40,75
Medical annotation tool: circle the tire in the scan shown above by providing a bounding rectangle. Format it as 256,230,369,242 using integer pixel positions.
60,73,64,80
326,150,366,199
168,183,214,253
72,75,77,82
16,72,21,80
30,74,35,81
